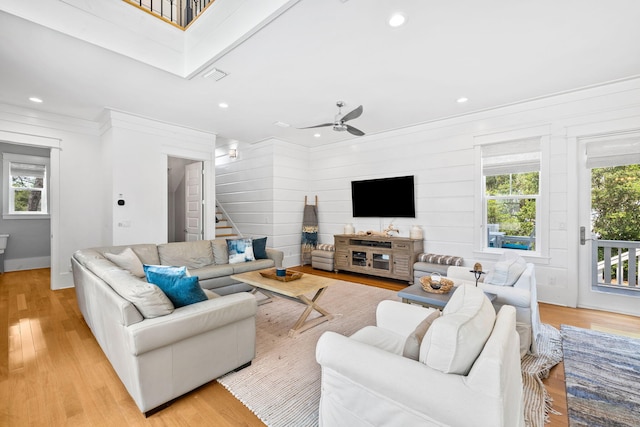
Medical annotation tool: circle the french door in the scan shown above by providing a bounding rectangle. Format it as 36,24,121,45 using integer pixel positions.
577,132,640,315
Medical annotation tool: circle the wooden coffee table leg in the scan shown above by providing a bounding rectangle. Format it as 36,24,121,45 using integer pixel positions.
288,287,334,336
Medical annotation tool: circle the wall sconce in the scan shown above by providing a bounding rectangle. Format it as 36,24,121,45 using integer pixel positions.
229,149,238,159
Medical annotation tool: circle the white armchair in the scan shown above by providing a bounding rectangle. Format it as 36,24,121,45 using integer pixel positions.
447,263,541,355
316,286,524,427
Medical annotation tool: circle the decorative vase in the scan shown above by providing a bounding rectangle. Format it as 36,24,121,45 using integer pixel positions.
344,223,355,234
410,225,423,239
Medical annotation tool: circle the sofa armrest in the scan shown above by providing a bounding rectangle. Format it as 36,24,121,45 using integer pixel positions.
126,292,257,355
266,248,283,268
316,331,492,426
476,283,530,309
376,300,437,336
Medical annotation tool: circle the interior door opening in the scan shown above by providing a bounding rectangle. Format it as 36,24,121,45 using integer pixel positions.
167,157,203,242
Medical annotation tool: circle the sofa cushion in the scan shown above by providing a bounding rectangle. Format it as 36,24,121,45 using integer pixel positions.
145,268,208,308
188,264,234,280
104,247,145,278
157,240,214,269
252,237,268,259
211,239,229,265
420,284,496,375
231,259,276,274
403,310,441,360
484,252,527,286
86,258,174,318
227,238,255,264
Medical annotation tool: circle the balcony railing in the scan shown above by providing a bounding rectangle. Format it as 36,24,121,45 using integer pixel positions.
123,0,214,29
593,239,640,293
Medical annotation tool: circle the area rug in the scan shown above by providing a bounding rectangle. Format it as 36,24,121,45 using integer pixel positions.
561,324,640,427
218,281,560,427
521,323,564,427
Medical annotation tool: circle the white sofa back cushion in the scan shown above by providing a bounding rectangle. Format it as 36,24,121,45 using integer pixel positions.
484,251,527,286
419,284,496,375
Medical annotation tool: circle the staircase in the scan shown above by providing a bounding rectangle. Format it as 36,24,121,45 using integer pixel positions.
215,204,239,238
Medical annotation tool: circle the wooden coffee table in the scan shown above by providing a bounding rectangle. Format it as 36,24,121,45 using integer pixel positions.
231,270,338,336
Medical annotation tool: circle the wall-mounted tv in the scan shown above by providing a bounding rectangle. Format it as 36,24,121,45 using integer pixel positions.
351,175,416,218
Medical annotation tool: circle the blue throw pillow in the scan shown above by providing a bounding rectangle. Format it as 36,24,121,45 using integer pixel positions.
144,270,207,308
252,237,268,259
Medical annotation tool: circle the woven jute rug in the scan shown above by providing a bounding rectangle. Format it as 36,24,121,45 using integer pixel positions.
561,325,640,427
218,281,560,427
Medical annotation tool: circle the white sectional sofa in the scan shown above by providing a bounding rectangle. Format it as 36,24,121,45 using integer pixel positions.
71,238,283,415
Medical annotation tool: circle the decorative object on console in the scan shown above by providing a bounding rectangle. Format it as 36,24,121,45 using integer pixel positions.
344,223,355,234
410,225,423,239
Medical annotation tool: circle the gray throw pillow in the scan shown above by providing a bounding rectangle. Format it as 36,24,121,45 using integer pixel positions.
403,310,441,360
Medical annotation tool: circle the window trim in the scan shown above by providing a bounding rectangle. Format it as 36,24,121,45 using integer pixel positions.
473,127,550,261
2,153,51,220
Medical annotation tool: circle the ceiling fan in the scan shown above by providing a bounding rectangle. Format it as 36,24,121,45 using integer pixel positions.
300,101,365,136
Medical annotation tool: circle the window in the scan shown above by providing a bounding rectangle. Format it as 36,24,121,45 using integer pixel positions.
2,153,50,219
482,139,540,252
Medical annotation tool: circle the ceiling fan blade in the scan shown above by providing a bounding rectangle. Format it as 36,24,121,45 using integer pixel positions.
341,105,363,122
298,123,334,129
346,124,365,136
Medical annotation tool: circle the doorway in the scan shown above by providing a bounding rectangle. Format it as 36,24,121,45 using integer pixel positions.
577,132,640,315
167,157,203,242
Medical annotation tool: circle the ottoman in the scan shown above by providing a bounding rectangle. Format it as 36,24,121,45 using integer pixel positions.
312,244,335,272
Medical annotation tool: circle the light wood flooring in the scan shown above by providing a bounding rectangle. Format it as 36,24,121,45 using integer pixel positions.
3,266,640,426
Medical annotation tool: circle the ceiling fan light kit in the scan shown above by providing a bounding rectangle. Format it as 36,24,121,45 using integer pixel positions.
299,101,366,136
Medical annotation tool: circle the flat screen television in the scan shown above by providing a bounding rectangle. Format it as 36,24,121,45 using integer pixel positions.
351,175,416,218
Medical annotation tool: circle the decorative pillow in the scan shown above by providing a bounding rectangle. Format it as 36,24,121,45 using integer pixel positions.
86,259,174,318
226,238,255,264
145,269,207,308
104,247,145,278
403,310,441,360
143,264,188,278
484,252,527,286
419,285,496,375
252,237,268,260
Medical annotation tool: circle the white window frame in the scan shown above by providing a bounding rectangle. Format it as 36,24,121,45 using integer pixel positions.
473,127,550,261
2,153,50,219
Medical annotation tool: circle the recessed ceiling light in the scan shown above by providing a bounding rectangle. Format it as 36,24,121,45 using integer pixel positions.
29,97,43,103
218,102,229,109
388,13,406,27
457,97,469,103
313,133,321,138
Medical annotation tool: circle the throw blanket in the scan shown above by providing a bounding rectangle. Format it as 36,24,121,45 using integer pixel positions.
301,204,318,265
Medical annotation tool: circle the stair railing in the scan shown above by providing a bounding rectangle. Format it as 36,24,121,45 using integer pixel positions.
123,0,215,29
216,199,243,238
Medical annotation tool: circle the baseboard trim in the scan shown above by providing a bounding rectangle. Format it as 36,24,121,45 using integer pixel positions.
5,256,51,272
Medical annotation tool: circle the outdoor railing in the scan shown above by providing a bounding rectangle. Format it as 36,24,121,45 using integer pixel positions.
593,239,640,291
123,0,214,29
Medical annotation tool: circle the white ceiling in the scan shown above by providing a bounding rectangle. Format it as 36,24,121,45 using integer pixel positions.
1,0,640,147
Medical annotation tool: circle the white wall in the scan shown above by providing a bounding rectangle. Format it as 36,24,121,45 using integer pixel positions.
216,77,640,311
100,110,217,246
0,105,217,289
0,103,103,288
